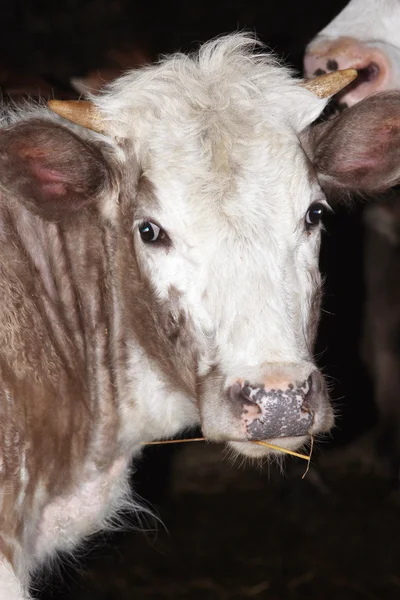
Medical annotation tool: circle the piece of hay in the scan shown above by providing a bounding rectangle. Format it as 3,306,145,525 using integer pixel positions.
142,437,206,446
251,440,310,461
142,437,311,462
301,435,314,479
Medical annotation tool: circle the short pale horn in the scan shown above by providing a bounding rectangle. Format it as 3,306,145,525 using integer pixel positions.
48,100,105,134
301,68,358,98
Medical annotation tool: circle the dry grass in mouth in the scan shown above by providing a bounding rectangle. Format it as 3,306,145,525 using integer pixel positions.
142,436,313,478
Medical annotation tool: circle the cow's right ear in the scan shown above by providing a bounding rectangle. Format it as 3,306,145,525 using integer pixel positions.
306,91,400,200
0,119,112,219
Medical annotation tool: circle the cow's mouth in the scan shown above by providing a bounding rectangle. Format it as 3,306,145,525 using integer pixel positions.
228,435,310,458
201,366,333,456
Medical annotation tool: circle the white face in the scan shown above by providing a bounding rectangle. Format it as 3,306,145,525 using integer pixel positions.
127,111,333,456
135,124,324,373
97,34,335,456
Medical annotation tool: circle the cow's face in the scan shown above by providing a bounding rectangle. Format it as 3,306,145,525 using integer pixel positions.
90,38,342,458
63,39,400,459
99,46,400,456
123,107,331,458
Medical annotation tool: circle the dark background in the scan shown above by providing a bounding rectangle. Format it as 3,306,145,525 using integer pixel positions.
5,1,396,598
0,0,348,76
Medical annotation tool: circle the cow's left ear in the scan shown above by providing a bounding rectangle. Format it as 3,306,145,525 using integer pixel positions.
0,119,113,219
305,91,400,199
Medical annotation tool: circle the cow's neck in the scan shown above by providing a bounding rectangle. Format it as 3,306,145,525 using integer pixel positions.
0,203,125,466
1,202,198,459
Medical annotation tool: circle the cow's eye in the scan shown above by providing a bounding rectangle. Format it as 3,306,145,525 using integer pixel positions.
305,203,325,229
139,221,162,242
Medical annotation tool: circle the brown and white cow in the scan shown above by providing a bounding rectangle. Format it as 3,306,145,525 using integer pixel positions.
1,34,400,598
304,0,400,480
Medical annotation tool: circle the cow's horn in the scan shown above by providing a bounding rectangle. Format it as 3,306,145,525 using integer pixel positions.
48,100,105,134
301,68,358,98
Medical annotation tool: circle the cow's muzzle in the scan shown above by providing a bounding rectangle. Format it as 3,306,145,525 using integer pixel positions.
227,370,329,440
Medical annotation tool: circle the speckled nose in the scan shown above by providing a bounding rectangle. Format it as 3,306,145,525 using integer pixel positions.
227,371,326,439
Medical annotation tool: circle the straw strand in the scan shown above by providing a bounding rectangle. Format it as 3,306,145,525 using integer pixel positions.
142,437,311,463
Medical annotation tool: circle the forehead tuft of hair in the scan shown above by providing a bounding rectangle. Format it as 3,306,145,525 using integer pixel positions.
93,33,326,138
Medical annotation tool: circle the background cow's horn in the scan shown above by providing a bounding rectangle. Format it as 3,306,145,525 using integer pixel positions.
301,68,358,98
48,100,105,133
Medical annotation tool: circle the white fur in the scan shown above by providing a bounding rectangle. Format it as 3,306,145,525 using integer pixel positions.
120,342,199,448
317,0,400,48
0,560,28,600
33,458,130,562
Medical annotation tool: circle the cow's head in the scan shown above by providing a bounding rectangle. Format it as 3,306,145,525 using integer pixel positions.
2,35,400,459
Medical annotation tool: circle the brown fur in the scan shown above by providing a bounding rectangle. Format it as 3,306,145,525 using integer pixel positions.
0,120,113,218
303,92,400,198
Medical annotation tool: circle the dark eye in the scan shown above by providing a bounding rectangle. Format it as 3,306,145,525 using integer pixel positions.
139,221,162,243
305,202,325,229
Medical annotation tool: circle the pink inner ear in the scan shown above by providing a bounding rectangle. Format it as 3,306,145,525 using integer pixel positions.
15,141,70,197
5,123,107,213
339,155,379,173
29,162,69,196
339,122,399,174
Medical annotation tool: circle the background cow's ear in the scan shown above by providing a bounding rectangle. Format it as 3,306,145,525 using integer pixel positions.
0,119,112,218
307,91,400,199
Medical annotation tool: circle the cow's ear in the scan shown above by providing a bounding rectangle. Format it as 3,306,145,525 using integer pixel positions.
307,91,400,199
0,119,112,218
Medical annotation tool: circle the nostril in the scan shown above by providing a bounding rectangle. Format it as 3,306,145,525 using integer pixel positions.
356,62,380,83
338,61,381,103
327,59,339,71
227,382,243,405
301,375,314,414
302,371,325,412
227,381,263,424
227,381,262,409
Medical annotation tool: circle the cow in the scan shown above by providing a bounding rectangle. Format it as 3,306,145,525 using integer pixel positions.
1,33,400,598
304,0,400,481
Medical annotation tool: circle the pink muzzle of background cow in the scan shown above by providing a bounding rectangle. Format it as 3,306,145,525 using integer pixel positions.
304,36,391,108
